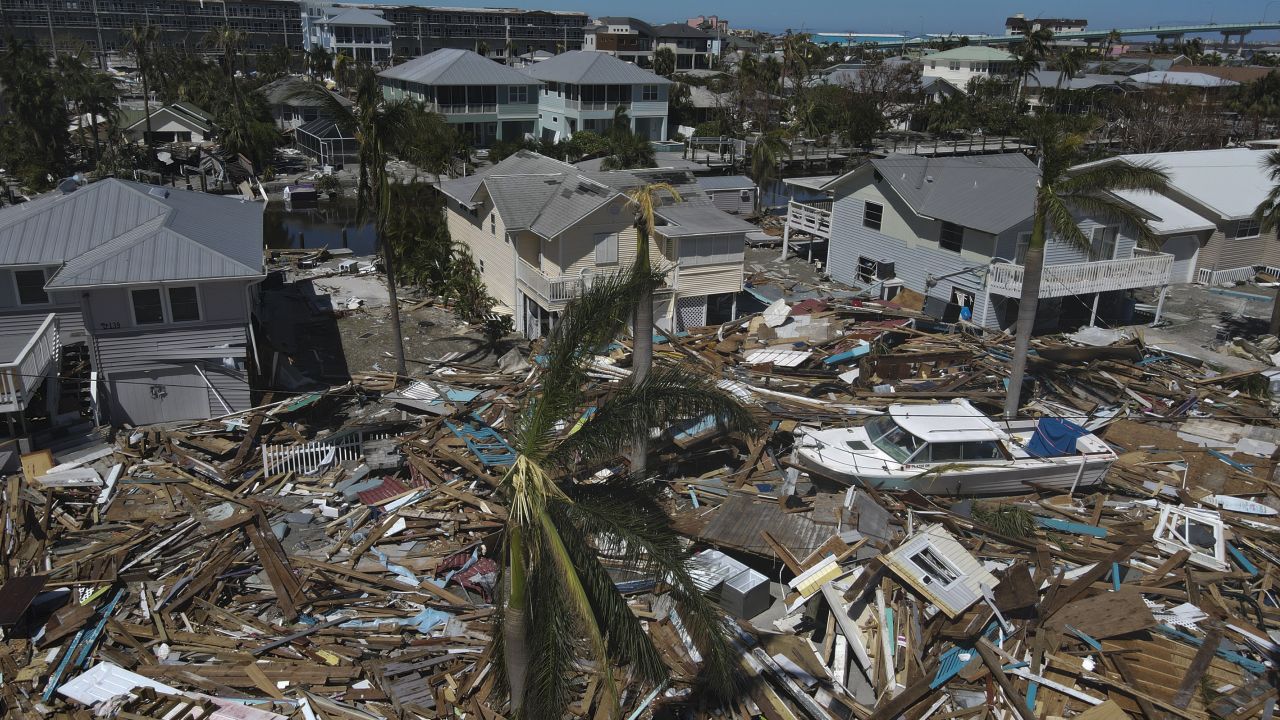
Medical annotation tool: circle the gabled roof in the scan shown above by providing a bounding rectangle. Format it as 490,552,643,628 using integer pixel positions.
653,23,712,40
318,7,393,26
379,49,539,87
595,17,654,34
0,179,263,288
1112,190,1217,234
119,104,213,134
924,46,1017,63
259,76,353,107
521,51,672,86
1083,148,1272,220
828,153,1038,235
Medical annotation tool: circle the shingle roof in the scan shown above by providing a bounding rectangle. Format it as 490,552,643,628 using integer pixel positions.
318,7,393,26
0,179,263,288
833,153,1038,235
520,51,672,86
378,49,540,86
924,46,1017,63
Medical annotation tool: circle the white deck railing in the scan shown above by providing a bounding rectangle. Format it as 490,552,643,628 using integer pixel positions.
0,313,60,414
517,259,673,309
785,200,833,239
261,428,393,477
1196,265,1280,286
987,250,1174,298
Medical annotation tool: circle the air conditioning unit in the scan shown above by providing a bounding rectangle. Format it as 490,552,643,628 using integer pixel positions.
875,260,895,280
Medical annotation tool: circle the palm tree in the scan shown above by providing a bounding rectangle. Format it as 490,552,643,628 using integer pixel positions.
505,38,517,66
1104,29,1122,59
476,40,489,58
1013,27,1052,105
496,264,755,720
1251,150,1280,336
125,23,160,153
1054,49,1083,90
749,129,787,215
291,68,440,376
332,51,353,93
1003,117,1169,418
308,45,332,79
622,182,681,478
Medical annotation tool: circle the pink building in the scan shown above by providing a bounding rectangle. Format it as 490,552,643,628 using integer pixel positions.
688,15,728,31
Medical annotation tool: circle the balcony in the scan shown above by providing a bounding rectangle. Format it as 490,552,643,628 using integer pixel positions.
565,99,631,112
517,260,672,310
0,313,60,414
784,200,833,239
986,248,1174,299
436,103,498,115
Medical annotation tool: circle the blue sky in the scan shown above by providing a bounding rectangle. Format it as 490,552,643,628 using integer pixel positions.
415,1,1280,37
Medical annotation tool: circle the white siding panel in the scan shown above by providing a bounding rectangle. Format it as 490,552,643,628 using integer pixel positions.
677,265,742,296
448,202,515,308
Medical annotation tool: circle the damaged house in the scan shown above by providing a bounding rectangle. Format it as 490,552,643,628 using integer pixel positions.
439,150,756,338
0,179,264,429
784,153,1179,330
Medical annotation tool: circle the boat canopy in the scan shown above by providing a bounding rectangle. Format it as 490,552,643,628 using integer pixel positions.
1025,417,1092,457
888,400,1006,443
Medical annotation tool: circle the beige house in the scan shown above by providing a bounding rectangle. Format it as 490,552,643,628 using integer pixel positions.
439,151,755,338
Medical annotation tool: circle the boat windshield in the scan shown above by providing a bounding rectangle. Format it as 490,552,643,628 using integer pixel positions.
865,415,924,463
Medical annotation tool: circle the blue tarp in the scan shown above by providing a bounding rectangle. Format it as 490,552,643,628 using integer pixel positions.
1025,417,1090,458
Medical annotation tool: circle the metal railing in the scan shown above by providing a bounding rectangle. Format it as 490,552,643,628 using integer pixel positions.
987,252,1174,298
565,99,631,111
0,313,60,414
436,103,498,115
785,200,833,238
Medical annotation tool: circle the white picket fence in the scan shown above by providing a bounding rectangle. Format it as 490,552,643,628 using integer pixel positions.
261,429,391,476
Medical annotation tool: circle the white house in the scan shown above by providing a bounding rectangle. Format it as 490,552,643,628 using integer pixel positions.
521,50,671,142
303,3,394,64
921,46,1018,93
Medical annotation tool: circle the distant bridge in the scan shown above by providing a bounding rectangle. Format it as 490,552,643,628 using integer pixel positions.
822,21,1280,48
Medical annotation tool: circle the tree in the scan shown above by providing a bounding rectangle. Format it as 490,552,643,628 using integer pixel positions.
748,130,787,215
1053,49,1083,90
476,40,489,57
496,263,754,720
654,47,676,78
0,39,70,188
291,68,457,376
1012,27,1052,105
126,24,160,154
1003,117,1169,418
599,106,656,170
308,45,332,79
1252,150,1280,335
332,51,353,93
623,182,681,478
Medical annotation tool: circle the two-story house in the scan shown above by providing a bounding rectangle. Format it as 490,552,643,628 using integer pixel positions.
583,17,657,67
522,51,672,142
0,180,264,427
652,23,718,70
378,49,542,147
439,151,755,338
1087,149,1279,286
303,3,394,64
782,153,1177,331
921,46,1018,94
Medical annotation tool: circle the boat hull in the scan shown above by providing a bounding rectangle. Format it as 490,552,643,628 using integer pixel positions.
795,447,1112,496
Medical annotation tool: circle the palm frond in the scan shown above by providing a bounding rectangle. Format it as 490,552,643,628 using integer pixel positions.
561,479,740,701
1062,191,1165,247
1040,192,1091,253
549,501,670,685
1255,181,1280,234
545,364,759,471
1059,160,1169,196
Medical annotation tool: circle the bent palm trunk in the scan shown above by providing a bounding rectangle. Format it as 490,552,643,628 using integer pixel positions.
1004,212,1046,419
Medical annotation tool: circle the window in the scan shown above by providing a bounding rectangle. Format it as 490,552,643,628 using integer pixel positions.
1015,232,1031,264
1090,225,1118,261
641,84,659,101
858,256,878,283
168,287,200,322
930,60,936,69
14,269,49,305
507,85,528,104
678,235,743,266
949,61,960,71
131,288,165,325
940,222,964,252
1233,218,1261,239
739,189,752,202
863,201,883,231
594,232,619,265
909,546,960,586
490,212,497,235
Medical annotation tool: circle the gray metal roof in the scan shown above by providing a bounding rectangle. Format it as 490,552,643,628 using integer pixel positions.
520,51,672,86
654,204,756,237
840,153,1038,235
379,49,540,87
438,150,576,207
318,7,393,26
653,23,711,39
0,179,263,288
695,175,755,191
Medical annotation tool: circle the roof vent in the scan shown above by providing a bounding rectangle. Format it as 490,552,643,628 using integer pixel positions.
148,187,170,199
925,175,934,183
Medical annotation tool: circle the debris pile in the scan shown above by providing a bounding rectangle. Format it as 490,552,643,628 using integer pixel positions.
2,297,1278,720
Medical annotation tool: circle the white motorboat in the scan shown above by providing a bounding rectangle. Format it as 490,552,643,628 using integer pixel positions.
793,399,1116,496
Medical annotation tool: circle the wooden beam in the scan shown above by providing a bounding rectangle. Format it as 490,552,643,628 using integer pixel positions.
1172,620,1224,709
975,638,1037,720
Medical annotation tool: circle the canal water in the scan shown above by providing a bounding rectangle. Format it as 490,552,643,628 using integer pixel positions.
264,198,379,256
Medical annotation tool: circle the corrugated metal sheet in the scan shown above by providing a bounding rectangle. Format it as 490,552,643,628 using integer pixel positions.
379,48,540,86
521,50,673,85
867,153,1038,235
94,325,251,421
